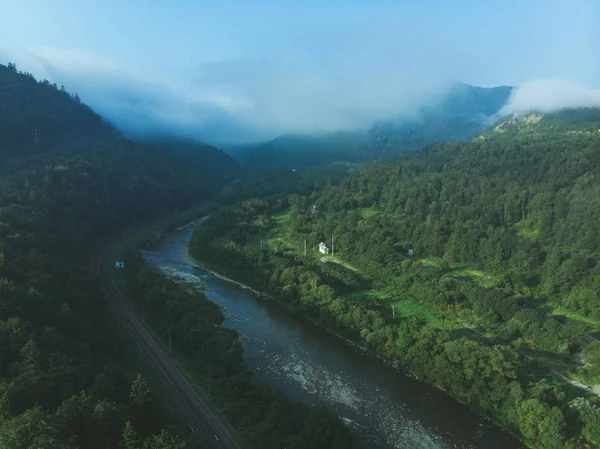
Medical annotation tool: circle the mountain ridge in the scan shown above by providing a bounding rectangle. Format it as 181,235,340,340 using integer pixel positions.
238,82,514,170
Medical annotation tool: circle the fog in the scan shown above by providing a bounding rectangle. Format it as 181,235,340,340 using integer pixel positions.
501,78,600,116
1,1,598,143
8,46,458,143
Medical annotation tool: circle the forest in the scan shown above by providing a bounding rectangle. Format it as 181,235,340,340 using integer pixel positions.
0,63,241,447
190,108,600,448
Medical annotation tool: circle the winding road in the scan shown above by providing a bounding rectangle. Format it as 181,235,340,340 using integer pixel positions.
93,227,242,449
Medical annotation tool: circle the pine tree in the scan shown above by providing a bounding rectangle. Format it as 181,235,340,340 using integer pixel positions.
121,421,141,449
130,374,151,406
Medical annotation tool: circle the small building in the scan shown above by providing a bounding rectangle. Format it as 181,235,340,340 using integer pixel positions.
318,242,329,254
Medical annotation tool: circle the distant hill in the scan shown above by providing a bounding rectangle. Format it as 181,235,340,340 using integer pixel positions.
370,82,513,157
243,131,370,170
239,82,514,170
427,82,513,119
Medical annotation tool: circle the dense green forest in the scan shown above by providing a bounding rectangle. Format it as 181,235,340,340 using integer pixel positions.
0,62,242,447
190,108,600,448
237,83,512,170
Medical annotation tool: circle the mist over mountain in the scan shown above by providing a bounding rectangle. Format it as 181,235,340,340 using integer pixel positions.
239,82,514,169
2,1,598,150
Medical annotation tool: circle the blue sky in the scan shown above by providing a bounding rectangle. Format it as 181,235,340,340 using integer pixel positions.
1,0,599,141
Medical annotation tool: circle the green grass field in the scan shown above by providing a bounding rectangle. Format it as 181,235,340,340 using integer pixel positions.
551,306,600,328
360,207,382,218
451,267,504,288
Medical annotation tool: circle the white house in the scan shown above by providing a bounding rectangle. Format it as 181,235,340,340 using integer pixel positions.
318,242,329,255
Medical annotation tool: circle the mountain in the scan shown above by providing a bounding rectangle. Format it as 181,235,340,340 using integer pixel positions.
308,107,600,447
192,106,600,448
0,63,366,449
0,62,240,447
426,81,513,119
369,82,513,157
238,82,514,170
243,131,369,169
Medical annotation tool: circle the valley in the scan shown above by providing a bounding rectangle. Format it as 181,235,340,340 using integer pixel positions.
143,220,521,448
188,109,600,448
1,5,599,445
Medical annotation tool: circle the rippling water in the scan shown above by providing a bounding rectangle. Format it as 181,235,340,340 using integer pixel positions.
143,224,522,449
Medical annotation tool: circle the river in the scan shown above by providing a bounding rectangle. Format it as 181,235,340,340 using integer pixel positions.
142,222,522,449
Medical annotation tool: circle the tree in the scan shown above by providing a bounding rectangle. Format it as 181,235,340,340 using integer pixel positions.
130,374,151,406
0,407,60,449
122,421,141,449
582,341,600,377
142,430,186,449
539,406,566,449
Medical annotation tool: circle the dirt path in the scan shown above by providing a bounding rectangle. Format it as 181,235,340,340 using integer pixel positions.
551,370,600,398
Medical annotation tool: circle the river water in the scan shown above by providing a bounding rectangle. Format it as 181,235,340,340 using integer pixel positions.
143,223,522,449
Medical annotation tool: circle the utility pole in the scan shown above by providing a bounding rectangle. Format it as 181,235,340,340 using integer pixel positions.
331,232,334,256
392,305,395,319
260,239,263,250
304,239,307,256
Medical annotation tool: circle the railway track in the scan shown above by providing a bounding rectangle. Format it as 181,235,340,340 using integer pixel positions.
94,237,242,449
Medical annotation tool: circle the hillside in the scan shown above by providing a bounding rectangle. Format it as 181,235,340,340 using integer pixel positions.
243,131,370,170
239,82,513,170
191,108,600,448
0,63,370,449
0,63,242,447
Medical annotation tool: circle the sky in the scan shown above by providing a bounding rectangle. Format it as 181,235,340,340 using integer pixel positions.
1,0,599,142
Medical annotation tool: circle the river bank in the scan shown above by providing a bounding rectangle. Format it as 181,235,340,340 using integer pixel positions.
187,252,521,436
175,222,521,448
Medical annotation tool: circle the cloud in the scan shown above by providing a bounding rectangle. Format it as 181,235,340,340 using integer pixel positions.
6,46,256,142
3,45,457,143
500,78,600,115
194,58,455,135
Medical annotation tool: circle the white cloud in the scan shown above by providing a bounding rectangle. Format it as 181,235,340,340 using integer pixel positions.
501,78,600,115
2,45,460,142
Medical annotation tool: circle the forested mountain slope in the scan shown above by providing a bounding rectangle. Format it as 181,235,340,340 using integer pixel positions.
302,107,600,446
0,63,240,447
239,83,513,170
243,132,370,169
191,107,600,448
311,107,600,331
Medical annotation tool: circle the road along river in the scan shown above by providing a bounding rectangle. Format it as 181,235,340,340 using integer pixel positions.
143,222,522,449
